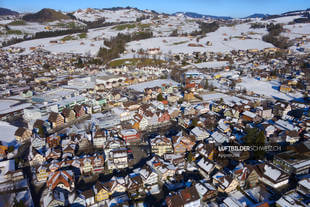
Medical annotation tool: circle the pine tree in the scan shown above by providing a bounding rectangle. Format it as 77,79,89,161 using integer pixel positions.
157,93,164,101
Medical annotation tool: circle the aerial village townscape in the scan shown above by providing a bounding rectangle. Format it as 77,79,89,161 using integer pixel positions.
0,1,309,206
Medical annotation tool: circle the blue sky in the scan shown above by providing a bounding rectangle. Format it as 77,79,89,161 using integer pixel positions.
1,0,309,18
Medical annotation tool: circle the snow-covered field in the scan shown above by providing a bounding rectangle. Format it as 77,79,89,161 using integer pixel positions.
8,22,47,34
0,19,14,24
7,20,85,34
145,15,200,36
126,23,273,55
261,15,303,24
128,79,179,92
6,25,119,55
237,77,303,101
201,93,248,105
285,23,310,35
73,8,146,23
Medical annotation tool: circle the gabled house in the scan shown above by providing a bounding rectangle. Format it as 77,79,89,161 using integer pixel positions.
63,144,75,156
212,171,238,193
73,105,86,118
150,135,173,156
43,190,66,207
48,112,64,129
232,164,260,189
93,129,107,149
45,148,61,160
165,186,201,207
196,157,216,179
71,194,86,207
46,170,75,192
283,130,300,144
104,137,127,158
80,188,95,206
93,181,111,203
61,108,76,123
31,134,46,150
218,119,231,134
107,148,128,170
157,110,171,123
29,147,45,167
256,106,273,119
0,145,7,160
93,155,105,173
172,134,195,154
15,127,32,143
297,178,310,196
80,157,94,175
273,102,291,117
126,173,145,199
195,142,216,160
190,126,210,141
168,107,180,119
119,129,141,144
242,111,261,123
194,182,217,202
36,165,50,182
33,119,50,137
255,163,289,189
46,135,61,148
134,165,159,189
109,176,127,194
133,113,149,131
145,111,159,127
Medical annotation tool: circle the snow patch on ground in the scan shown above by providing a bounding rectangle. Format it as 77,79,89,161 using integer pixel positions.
237,77,303,101
0,121,17,146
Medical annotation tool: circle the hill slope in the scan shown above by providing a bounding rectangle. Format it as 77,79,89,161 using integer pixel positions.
0,8,19,16
22,8,71,22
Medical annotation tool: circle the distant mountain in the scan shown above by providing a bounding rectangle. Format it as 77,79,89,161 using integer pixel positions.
0,8,19,16
173,12,232,20
244,13,269,19
23,8,71,22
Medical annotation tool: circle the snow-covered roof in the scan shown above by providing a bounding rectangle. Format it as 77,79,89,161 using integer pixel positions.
243,110,256,118
128,79,179,92
191,126,209,137
0,159,15,184
263,164,281,181
211,131,229,144
197,157,214,172
298,178,310,190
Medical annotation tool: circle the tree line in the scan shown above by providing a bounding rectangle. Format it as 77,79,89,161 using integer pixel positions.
190,21,219,36
98,31,153,63
262,23,293,49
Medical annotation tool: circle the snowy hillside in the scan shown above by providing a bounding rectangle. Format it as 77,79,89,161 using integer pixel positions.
4,8,310,57
73,8,147,22
126,23,273,55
